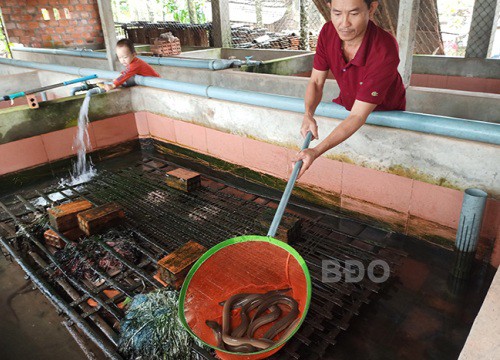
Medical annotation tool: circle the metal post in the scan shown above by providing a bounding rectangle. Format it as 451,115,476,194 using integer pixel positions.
396,0,421,87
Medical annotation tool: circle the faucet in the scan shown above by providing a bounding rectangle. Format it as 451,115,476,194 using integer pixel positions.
70,82,100,96
244,56,263,66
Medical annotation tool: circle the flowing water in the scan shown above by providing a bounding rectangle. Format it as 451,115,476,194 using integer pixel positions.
69,91,96,184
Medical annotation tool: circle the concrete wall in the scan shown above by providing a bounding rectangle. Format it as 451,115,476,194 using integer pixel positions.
459,268,500,359
0,81,498,265
7,51,500,123
413,56,500,79
0,71,40,96
11,50,110,70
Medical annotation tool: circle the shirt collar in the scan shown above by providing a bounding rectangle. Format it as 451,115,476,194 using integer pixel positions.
351,20,374,67
336,20,375,68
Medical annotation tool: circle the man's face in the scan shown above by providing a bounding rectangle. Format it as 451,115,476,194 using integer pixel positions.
329,0,378,43
116,46,135,67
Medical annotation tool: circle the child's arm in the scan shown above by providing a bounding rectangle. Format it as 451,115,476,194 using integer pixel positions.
108,60,141,90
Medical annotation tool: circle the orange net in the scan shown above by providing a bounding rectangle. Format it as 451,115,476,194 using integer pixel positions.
182,239,309,359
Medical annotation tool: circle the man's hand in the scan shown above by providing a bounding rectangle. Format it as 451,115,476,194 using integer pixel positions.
301,114,319,140
103,83,116,92
292,148,319,179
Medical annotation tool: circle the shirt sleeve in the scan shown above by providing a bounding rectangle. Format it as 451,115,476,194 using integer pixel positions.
113,60,141,87
313,24,330,71
356,54,400,105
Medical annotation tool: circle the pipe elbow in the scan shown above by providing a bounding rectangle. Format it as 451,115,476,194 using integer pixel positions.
210,59,234,70
87,87,106,95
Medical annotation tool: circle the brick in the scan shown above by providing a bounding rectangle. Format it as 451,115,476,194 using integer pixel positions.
255,208,302,244
44,229,66,249
77,203,125,235
275,216,303,244
158,241,207,290
44,227,86,248
48,200,93,232
165,168,201,192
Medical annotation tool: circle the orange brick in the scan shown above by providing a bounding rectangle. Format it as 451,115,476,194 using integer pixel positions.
158,241,206,290
77,203,125,235
165,168,201,192
48,200,93,232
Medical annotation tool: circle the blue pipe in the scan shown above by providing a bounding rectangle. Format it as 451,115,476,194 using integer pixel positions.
1,73,98,101
268,132,312,237
12,46,253,70
1,58,499,146
12,47,105,58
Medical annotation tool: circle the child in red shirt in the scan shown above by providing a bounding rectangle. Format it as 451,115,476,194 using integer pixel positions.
104,39,160,91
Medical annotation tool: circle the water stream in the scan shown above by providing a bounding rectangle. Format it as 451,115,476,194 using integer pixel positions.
69,91,96,184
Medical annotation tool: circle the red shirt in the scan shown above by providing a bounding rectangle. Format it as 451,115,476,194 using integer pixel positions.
313,20,406,111
113,57,160,87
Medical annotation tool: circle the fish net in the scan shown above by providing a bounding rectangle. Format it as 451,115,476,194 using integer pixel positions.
179,236,311,359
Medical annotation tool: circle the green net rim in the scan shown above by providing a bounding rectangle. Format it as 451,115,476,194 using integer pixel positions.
178,235,312,355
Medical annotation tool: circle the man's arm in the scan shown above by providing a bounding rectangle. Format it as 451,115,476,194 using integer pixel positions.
294,99,377,178
301,68,329,140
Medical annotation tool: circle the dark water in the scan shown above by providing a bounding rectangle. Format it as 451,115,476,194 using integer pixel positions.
0,147,495,360
327,234,494,360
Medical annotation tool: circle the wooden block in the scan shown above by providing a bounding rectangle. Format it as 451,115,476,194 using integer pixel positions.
256,209,302,244
275,217,302,244
158,240,206,290
48,200,93,232
43,227,86,249
44,229,66,249
77,203,125,236
165,168,201,192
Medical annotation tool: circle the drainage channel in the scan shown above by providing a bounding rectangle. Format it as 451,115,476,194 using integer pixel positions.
0,155,405,360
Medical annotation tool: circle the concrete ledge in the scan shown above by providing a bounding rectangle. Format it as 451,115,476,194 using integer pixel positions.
459,267,500,359
0,55,500,122
413,56,500,79
0,90,133,144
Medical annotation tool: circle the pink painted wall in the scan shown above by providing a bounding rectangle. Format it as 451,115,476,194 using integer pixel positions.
141,112,500,267
0,111,498,267
294,71,500,94
0,113,137,175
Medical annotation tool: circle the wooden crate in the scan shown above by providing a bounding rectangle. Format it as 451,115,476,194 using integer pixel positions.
158,240,207,290
77,203,125,236
165,168,201,192
48,200,93,232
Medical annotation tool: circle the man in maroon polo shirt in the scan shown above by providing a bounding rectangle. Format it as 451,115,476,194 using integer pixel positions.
294,0,406,177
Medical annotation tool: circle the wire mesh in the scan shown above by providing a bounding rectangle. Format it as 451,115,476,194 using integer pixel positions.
416,0,498,57
465,0,499,57
111,0,328,52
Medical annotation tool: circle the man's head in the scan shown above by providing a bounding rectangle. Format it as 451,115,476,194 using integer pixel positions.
327,0,378,44
116,39,136,67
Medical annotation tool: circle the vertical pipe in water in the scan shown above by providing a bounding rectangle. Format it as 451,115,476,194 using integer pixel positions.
452,188,488,279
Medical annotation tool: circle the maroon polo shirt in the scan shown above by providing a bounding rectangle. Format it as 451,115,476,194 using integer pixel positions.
313,20,406,111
